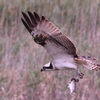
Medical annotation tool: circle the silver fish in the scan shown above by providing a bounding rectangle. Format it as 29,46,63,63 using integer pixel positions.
68,78,79,94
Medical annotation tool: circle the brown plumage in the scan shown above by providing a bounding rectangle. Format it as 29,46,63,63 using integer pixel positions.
21,11,77,57
21,11,100,75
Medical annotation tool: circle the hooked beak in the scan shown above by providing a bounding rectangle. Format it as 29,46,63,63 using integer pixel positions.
41,67,45,72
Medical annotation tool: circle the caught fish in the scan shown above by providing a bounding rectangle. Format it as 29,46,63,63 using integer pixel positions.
68,78,79,94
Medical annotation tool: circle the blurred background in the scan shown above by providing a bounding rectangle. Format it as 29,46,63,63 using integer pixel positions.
0,0,100,100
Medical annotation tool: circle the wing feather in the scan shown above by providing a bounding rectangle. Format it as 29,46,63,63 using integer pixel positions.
52,34,77,55
21,18,32,33
22,12,34,28
27,11,37,25
34,12,41,22
21,11,78,57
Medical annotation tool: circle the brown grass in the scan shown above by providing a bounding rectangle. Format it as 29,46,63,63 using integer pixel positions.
0,0,100,99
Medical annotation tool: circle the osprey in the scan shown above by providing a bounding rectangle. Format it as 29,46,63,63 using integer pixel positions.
21,11,100,79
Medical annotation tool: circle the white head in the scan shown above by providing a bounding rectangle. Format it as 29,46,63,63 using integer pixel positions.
44,62,51,67
41,62,53,71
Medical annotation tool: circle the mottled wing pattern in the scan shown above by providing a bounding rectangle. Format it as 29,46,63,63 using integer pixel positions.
75,57,100,71
21,11,77,57
52,34,77,56
21,11,61,36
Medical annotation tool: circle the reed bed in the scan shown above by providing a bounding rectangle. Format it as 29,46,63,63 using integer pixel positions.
0,0,100,99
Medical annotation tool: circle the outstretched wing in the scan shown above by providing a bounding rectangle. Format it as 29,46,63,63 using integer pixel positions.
75,57,100,71
21,11,78,58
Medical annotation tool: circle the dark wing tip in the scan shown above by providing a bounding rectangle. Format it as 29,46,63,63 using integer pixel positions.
33,12,41,22
22,11,34,28
33,12,38,15
22,12,26,17
27,11,37,25
22,11,24,14
21,18,32,33
41,16,45,21
27,11,33,17
27,11,31,14
27,11,32,16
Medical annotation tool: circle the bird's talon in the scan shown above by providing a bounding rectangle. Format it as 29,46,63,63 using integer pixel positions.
79,73,84,79
71,78,79,82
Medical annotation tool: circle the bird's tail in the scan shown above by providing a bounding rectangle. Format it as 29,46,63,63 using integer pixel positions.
75,56,100,71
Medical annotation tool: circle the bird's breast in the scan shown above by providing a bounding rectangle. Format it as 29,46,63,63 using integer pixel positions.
52,55,77,70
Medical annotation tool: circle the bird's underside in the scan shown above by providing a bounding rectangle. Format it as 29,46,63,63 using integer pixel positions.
21,11,100,80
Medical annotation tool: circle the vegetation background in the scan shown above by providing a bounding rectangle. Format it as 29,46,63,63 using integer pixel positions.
0,0,100,100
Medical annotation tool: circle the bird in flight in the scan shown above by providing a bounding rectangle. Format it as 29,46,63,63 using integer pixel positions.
21,11,100,79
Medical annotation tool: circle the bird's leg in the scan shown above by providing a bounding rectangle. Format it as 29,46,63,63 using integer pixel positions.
71,69,84,82
78,72,84,79
75,69,84,79
71,70,79,82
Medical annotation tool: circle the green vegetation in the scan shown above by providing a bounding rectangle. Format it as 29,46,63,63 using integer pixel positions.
0,0,100,99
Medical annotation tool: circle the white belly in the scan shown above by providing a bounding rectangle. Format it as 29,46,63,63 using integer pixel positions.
52,54,77,70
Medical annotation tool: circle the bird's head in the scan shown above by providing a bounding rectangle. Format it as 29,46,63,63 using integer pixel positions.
44,62,51,67
41,62,53,71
